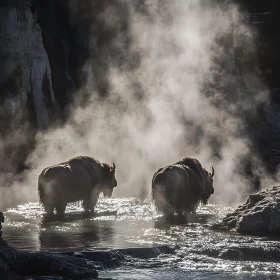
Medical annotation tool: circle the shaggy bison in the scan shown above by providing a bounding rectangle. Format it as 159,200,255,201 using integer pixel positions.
38,156,117,217
152,157,214,217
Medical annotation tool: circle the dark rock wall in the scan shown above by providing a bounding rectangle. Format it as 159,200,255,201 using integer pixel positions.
34,0,79,112
235,0,276,90
0,0,60,175
0,0,59,129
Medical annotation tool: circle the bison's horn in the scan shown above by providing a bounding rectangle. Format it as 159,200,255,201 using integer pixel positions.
211,167,215,177
113,163,116,170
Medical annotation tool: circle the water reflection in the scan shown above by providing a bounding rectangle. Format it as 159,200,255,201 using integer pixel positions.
41,211,92,224
3,198,280,278
154,215,189,228
154,211,214,228
39,219,115,251
41,210,118,224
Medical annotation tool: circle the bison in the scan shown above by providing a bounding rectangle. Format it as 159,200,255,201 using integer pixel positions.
38,156,117,218
152,157,214,218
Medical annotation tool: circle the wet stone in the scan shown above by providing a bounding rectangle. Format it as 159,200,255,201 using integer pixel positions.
217,245,280,263
219,248,241,261
119,245,175,259
70,250,124,268
13,251,99,278
214,186,280,235
0,245,99,279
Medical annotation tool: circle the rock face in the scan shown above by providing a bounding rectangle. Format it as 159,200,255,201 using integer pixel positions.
0,0,61,180
0,0,59,130
214,186,280,235
0,0,94,184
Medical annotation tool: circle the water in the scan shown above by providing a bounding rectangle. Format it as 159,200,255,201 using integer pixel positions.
2,198,280,279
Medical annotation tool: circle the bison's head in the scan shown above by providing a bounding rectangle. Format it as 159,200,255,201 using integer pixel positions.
202,167,215,204
102,163,117,197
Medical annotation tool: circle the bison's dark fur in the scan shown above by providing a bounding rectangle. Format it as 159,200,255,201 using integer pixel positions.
152,157,214,217
38,156,117,217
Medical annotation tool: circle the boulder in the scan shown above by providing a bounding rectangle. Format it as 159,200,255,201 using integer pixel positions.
213,186,280,235
12,251,99,278
0,245,99,279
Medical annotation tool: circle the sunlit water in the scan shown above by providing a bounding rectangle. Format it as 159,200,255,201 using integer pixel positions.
2,198,280,279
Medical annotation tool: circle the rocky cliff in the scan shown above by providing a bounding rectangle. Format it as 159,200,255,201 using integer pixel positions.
0,0,59,129
0,0,58,177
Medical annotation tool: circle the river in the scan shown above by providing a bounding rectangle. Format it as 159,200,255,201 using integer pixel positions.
2,198,280,279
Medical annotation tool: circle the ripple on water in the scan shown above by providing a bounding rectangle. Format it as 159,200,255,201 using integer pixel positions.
2,198,280,277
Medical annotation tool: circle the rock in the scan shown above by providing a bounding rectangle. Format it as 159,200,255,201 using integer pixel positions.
0,245,99,279
218,245,280,262
0,0,60,130
214,186,280,235
0,256,9,279
12,252,99,278
0,245,17,265
0,0,61,191
0,244,17,278
119,245,175,259
198,242,280,263
61,245,175,269
0,212,4,223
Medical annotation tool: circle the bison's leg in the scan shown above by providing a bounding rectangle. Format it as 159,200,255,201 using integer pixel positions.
87,189,99,214
83,195,97,215
162,206,174,219
186,205,197,222
89,196,98,213
83,199,90,213
44,204,54,216
55,202,67,220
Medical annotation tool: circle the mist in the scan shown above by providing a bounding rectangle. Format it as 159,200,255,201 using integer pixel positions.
0,0,274,208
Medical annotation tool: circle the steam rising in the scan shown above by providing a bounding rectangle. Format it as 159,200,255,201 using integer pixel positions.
0,0,273,208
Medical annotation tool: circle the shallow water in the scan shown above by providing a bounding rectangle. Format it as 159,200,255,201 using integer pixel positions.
2,198,280,279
